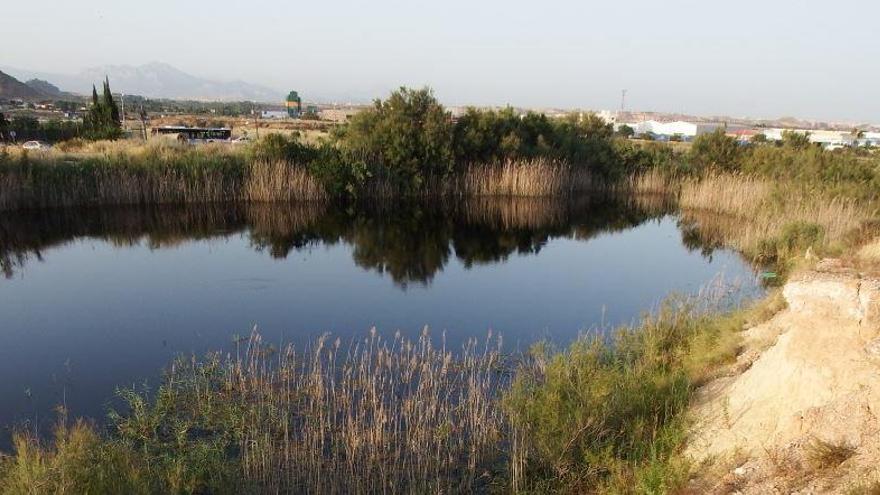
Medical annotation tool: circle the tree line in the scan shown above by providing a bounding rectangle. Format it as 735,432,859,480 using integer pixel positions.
253,87,657,196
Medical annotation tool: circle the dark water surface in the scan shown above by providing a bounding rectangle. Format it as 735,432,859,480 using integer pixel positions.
0,197,759,436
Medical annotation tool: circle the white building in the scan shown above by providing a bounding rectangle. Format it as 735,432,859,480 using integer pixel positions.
763,128,856,148
261,110,288,119
619,120,736,139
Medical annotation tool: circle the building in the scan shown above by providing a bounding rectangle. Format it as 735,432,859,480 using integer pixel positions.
619,120,739,140
261,110,288,119
763,128,856,149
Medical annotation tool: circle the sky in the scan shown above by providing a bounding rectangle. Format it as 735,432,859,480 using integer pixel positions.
5,0,880,122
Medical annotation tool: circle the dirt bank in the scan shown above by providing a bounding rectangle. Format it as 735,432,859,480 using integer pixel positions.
687,260,880,493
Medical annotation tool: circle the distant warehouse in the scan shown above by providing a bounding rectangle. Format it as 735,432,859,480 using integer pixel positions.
618,120,745,140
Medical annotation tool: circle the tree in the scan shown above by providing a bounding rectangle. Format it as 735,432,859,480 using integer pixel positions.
83,77,122,140
0,112,8,142
340,87,454,189
781,130,811,149
102,77,120,124
616,124,634,139
689,128,741,172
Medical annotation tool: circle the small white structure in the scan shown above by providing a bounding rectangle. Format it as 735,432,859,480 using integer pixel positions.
261,110,288,119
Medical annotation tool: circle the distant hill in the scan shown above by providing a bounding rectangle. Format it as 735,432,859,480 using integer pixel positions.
2,62,284,102
24,78,76,99
0,70,47,100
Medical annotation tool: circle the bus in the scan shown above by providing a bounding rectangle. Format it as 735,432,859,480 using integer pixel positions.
151,126,232,143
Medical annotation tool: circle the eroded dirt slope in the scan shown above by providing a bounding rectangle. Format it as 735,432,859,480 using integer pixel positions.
688,260,880,493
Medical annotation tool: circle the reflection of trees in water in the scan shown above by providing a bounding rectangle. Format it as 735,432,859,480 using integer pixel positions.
0,196,700,286
676,211,738,259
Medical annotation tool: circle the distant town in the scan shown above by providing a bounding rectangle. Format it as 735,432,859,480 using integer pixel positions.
1,66,878,149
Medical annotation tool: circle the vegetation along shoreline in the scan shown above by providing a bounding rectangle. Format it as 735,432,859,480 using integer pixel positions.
1,86,879,492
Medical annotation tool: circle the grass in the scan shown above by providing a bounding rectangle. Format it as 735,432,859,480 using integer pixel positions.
807,438,857,470
677,174,879,268
0,286,753,494
1,329,507,494
0,142,621,210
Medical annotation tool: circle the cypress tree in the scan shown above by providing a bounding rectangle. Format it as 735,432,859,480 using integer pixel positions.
84,78,122,140
102,77,120,125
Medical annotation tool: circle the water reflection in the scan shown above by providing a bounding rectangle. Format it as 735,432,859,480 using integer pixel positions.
0,196,760,435
1,196,691,287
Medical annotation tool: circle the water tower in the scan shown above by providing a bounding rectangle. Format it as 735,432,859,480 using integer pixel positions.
285,91,302,118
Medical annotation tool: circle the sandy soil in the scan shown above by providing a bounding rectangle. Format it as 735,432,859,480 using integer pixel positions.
686,259,880,493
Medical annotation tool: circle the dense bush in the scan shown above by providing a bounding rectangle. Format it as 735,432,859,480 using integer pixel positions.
451,108,617,173
338,87,454,190
688,128,742,172
756,221,825,264
334,87,631,190
505,300,745,492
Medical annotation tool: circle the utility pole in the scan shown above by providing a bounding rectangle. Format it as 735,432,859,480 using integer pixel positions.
139,104,148,141
121,93,126,127
253,103,260,140
620,89,627,112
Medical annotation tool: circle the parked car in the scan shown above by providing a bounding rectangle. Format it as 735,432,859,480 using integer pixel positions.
22,141,50,150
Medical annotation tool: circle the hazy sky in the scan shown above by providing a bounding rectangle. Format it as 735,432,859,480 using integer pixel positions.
6,0,879,121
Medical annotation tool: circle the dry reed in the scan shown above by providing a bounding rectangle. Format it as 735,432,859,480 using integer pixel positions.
678,174,879,259
153,328,507,493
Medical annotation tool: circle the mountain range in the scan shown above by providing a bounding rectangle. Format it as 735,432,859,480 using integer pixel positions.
1,62,284,102
0,70,47,100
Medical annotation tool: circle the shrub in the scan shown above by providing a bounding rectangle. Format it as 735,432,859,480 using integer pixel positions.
806,438,855,470
505,300,744,492
755,221,825,263
339,87,454,190
689,128,742,172
250,132,316,163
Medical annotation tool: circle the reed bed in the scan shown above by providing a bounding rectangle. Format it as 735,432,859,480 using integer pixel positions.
245,160,327,202
0,329,508,493
1,147,610,210
679,174,879,261
459,159,595,197
0,148,328,210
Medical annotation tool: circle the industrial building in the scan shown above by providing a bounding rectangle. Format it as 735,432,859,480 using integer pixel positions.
762,128,857,149
618,120,743,140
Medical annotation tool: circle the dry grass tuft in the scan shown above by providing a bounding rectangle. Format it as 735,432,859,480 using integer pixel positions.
807,438,857,470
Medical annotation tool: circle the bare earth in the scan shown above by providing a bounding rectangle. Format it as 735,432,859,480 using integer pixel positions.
687,259,880,493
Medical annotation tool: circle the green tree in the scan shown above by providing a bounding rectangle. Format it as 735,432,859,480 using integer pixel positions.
83,78,122,140
340,87,454,190
0,112,8,141
689,128,741,172
616,124,634,138
781,130,811,149
102,77,121,125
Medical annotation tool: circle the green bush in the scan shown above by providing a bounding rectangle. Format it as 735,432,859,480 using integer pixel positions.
755,221,825,264
688,129,742,172
339,87,454,190
250,132,316,163
505,302,744,492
